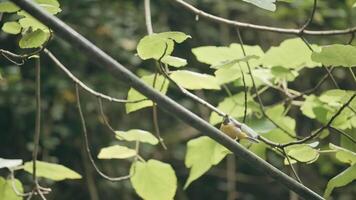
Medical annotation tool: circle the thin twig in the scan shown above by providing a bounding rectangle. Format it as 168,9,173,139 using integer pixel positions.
299,0,317,34
32,57,41,184
282,148,302,183
174,0,356,36
75,84,131,181
328,126,356,144
235,28,296,138
281,93,356,147
44,49,145,103
144,0,154,35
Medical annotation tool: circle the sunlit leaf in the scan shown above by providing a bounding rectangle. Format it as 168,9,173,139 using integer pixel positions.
126,74,169,113
19,29,49,49
266,104,296,135
242,0,276,11
161,56,187,68
184,136,230,189
137,32,190,60
312,44,356,67
24,161,82,181
98,145,136,159
1,22,21,35
170,70,220,90
0,177,23,200
115,129,159,145
0,158,22,169
209,93,259,125
0,2,20,13
130,159,177,200
192,43,264,69
324,164,356,198
329,143,356,165
262,38,320,69
285,144,319,163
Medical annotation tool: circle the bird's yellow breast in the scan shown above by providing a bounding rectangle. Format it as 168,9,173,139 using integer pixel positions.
220,124,248,140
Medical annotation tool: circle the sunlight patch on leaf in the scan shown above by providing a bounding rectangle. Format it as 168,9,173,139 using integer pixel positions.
98,145,137,159
130,160,177,200
170,70,220,90
24,161,82,181
184,136,231,189
115,129,159,145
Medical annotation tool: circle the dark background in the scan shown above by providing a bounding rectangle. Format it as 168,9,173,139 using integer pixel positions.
0,0,355,199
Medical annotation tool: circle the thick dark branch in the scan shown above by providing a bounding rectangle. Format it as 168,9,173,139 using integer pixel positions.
174,0,356,36
10,0,323,199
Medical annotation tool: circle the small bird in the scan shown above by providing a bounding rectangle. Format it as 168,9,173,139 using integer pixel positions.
220,116,259,143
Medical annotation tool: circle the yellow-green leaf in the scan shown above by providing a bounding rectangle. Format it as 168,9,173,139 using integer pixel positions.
0,177,23,200
115,129,159,145
97,145,136,159
24,161,82,181
136,32,190,60
170,70,220,90
130,160,177,200
19,29,49,49
126,74,169,113
312,44,356,67
243,0,276,11
2,22,21,35
184,136,230,189
161,56,187,67
0,2,19,13
285,144,319,163
262,38,320,69
329,143,356,165
324,164,356,198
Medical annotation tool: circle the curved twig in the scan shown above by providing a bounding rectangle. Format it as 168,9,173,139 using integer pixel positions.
174,0,356,36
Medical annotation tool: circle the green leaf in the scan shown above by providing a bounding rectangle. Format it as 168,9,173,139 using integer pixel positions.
126,74,169,113
210,55,260,69
285,144,319,163
19,29,49,49
266,104,296,135
24,161,82,181
0,158,22,169
130,160,177,200
192,43,264,68
242,0,276,11
262,38,320,69
312,44,356,67
0,177,23,200
300,95,324,119
136,32,190,60
170,70,220,90
34,0,61,14
184,136,230,189
209,93,259,125
156,31,191,43
271,66,299,82
329,143,356,165
1,22,21,35
18,17,49,31
97,145,136,159
115,129,159,145
161,56,187,68
0,2,20,13
324,164,356,198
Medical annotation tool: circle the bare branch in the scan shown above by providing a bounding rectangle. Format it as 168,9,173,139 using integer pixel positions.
44,49,145,104
174,0,356,36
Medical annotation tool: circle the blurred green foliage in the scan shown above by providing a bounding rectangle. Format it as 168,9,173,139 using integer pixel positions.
0,0,356,199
